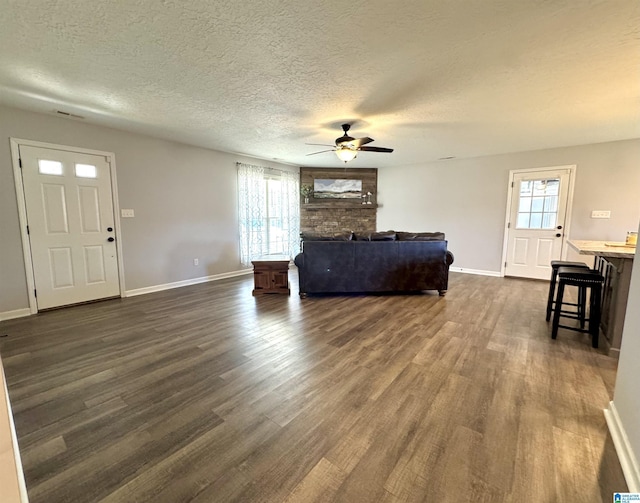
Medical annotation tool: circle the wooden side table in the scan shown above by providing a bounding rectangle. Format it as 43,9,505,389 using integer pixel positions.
251,256,291,296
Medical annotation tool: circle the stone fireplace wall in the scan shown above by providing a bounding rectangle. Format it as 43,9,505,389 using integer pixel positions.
300,167,377,235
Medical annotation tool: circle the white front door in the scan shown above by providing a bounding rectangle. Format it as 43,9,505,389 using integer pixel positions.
504,168,572,280
19,145,120,309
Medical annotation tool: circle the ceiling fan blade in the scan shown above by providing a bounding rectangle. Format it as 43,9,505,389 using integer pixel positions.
306,149,336,156
352,137,374,148
359,146,394,153
305,143,335,147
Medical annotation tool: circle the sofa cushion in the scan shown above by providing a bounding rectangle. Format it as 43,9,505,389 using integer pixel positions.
301,231,353,241
369,231,397,241
396,231,445,241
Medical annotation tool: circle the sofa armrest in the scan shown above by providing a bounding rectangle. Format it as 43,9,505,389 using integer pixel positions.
294,253,304,268
446,251,454,266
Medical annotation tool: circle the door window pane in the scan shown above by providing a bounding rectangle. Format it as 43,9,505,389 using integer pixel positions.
533,181,547,196
38,159,63,175
542,213,557,229
545,180,559,195
531,197,544,212
518,197,532,212
544,195,558,212
530,213,543,228
75,163,97,178
517,213,530,228
520,181,533,197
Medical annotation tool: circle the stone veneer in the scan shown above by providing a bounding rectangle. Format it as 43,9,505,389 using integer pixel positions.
300,167,377,235
301,207,377,235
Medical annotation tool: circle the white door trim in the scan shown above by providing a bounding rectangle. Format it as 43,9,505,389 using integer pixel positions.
10,138,126,313
500,164,577,278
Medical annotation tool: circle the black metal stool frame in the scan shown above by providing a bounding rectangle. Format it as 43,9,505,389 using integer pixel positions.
545,261,589,323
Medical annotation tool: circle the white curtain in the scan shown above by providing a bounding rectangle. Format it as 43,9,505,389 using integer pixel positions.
279,168,301,260
237,162,300,266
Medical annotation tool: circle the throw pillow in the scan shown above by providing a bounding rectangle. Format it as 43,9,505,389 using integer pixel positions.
396,231,445,241
369,231,397,241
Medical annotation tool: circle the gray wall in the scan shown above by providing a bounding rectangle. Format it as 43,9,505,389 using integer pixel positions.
378,139,640,272
0,105,293,314
610,219,640,490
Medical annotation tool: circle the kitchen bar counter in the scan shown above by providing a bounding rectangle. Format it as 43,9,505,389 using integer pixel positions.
568,240,635,356
567,239,636,259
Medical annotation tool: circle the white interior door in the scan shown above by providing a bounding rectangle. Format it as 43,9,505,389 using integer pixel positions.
20,145,120,309
504,169,572,280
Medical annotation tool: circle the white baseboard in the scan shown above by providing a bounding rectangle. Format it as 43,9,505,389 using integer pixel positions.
125,268,253,297
605,401,640,492
0,309,32,322
449,267,501,277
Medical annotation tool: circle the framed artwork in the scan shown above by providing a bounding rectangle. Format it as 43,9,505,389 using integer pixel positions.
313,179,362,199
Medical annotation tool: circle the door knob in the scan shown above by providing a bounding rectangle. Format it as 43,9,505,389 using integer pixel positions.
555,233,562,238
107,237,115,242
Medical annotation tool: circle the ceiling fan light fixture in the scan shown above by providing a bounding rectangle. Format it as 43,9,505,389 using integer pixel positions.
307,124,392,160
336,147,357,163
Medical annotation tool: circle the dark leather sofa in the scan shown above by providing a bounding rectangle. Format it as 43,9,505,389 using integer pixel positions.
294,232,454,297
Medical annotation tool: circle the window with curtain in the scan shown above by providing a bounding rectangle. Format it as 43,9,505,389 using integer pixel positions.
237,162,300,266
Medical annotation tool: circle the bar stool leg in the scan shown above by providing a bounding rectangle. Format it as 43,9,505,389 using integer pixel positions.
590,285,602,348
546,268,558,322
578,286,586,329
551,281,565,340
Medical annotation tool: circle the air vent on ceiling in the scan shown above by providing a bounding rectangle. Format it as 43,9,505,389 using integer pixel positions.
55,110,85,119
439,156,456,160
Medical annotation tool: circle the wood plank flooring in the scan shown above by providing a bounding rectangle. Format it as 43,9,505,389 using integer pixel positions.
0,271,627,502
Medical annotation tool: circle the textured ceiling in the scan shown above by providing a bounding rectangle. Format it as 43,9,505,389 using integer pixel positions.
1,0,639,167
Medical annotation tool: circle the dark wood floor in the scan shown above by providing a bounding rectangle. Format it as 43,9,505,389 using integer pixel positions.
0,271,627,502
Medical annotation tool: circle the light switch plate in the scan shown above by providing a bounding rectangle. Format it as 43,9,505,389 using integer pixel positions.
121,209,135,218
591,210,611,219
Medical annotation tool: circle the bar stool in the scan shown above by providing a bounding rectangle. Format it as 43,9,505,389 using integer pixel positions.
551,267,604,348
545,260,590,322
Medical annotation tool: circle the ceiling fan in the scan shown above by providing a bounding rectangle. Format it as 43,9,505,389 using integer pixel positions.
306,124,394,163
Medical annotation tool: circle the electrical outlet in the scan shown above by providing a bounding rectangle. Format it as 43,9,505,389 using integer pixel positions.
591,210,611,219
121,209,135,218
193,258,199,266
